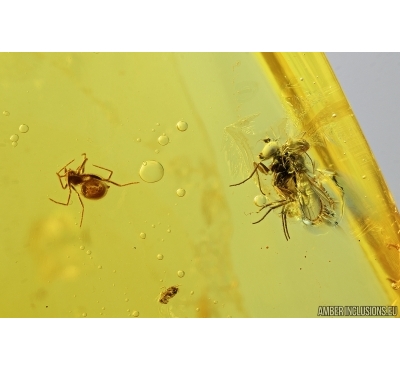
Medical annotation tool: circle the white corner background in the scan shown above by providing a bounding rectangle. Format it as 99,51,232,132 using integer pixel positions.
326,53,400,207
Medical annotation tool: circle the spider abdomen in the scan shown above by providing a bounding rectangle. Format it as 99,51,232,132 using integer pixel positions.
81,179,109,199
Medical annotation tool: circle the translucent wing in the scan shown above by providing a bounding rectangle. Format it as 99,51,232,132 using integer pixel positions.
296,171,343,227
223,113,260,179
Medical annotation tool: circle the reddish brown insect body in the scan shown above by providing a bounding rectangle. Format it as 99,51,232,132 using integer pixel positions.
158,286,179,304
49,153,139,227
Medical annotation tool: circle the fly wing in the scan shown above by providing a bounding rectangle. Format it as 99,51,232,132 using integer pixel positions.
297,171,342,226
223,113,260,179
296,172,324,224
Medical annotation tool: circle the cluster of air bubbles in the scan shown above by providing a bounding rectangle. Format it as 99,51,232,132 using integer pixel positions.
7,119,30,147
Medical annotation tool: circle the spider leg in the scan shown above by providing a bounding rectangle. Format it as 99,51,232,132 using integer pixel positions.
92,164,114,180
76,153,88,174
70,185,85,227
55,170,68,189
56,159,75,175
49,185,72,206
102,179,140,187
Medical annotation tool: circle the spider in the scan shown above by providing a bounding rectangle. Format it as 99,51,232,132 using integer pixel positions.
49,153,139,227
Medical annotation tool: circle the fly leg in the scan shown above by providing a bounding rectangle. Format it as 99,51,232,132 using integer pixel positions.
230,162,269,195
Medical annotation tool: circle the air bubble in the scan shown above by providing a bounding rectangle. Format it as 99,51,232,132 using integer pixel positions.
254,194,267,207
139,232,146,239
190,291,194,295
155,149,159,154
157,254,164,260
82,313,87,317
167,229,171,233
98,265,102,269
10,134,19,142
156,122,160,126
125,298,129,302
3,111,10,116
132,311,139,317
86,250,92,255
176,120,188,131
176,188,186,197
139,160,164,183
19,124,29,133
136,138,141,142
177,270,185,278
332,113,337,118
362,175,366,179
158,134,169,146
80,246,85,250
11,142,18,147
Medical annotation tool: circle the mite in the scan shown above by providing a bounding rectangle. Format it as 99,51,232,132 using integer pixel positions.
158,285,179,304
49,153,139,227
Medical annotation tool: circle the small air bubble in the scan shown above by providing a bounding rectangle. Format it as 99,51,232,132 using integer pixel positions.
80,246,85,250
362,175,366,179
98,265,102,269
11,142,18,147
10,134,19,142
155,149,159,154
167,229,171,233
151,224,155,228
136,138,141,142
3,111,10,116
151,128,155,132
139,160,164,183
254,194,267,207
196,308,200,312
19,124,29,133
156,122,160,126
86,250,92,255
125,298,129,302
190,291,194,295
82,313,87,317
177,270,185,278
132,311,139,317
140,232,146,239
213,300,218,304
300,77,303,81
332,113,337,118
176,188,186,197
176,120,188,131
157,254,164,260
158,134,169,146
